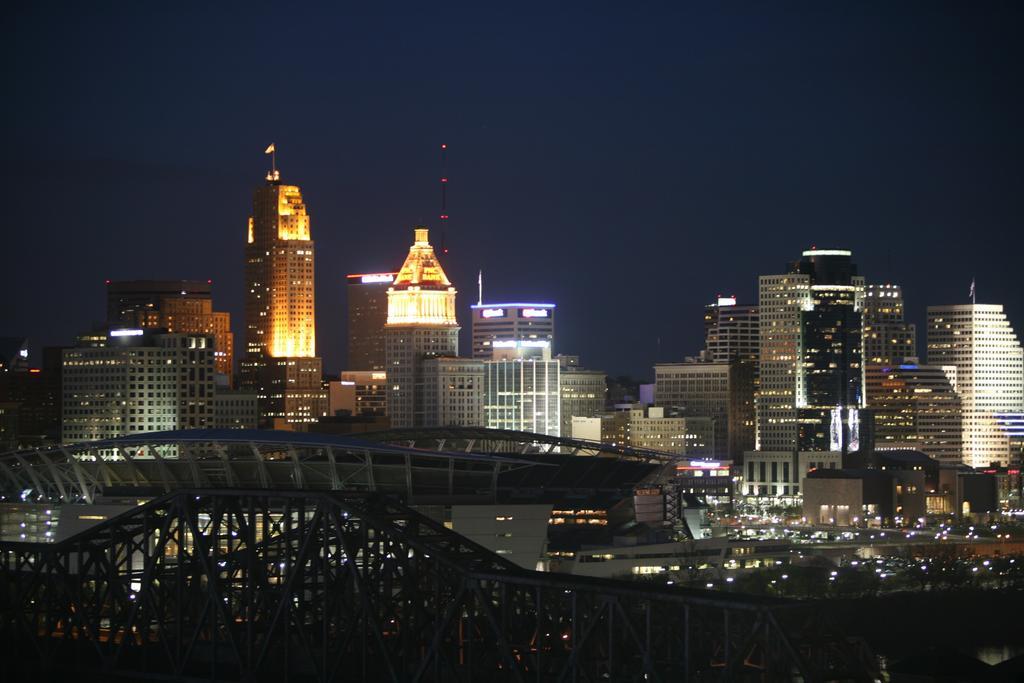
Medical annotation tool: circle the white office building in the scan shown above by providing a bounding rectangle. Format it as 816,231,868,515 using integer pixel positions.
927,304,1024,467
485,343,560,436
471,303,555,360
62,330,216,444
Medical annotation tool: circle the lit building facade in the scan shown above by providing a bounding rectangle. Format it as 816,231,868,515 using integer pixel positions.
557,355,607,438
107,280,235,381
653,360,755,460
758,249,865,453
346,272,396,371
471,303,555,359
927,304,1024,467
485,345,560,436
330,371,388,417
862,284,916,366
865,362,962,465
384,227,460,428
703,297,759,365
742,450,843,499
241,168,327,427
573,405,714,457
62,330,215,444
422,357,485,427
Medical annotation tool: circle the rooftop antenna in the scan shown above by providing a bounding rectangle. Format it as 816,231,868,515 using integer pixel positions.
264,143,278,181
439,143,449,254
478,269,483,306
969,277,976,305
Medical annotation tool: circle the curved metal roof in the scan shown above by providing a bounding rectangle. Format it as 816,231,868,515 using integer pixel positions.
43,428,539,464
356,426,683,462
0,429,549,504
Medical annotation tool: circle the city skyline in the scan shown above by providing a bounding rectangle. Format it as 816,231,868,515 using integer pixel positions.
3,6,1024,679
5,3,1023,378
4,153,1019,381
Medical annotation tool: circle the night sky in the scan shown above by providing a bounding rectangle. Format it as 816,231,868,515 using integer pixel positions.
4,2,1023,379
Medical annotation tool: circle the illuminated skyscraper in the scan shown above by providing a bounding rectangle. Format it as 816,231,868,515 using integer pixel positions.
485,344,560,436
241,164,327,427
862,284,916,366
653,360,755,459
758,249,865,453
927,304,1024,467
703,297,759,365
106,280,234,381
62,329,215,444
471,303,556,359
384,227,460,428
346,272,396,371
866,362,962,464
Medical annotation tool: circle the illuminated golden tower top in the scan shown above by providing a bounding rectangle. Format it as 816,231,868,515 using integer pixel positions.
387,227,458,326
244,171,317,359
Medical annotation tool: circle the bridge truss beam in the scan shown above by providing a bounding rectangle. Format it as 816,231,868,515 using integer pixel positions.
0,489,876,681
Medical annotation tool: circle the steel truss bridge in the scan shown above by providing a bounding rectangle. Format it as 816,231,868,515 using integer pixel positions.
0,489,877,682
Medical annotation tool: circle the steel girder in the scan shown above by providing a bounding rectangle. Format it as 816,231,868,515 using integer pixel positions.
0,489,877,682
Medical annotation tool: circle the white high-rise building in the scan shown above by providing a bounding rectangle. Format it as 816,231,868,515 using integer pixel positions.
62,330,215,444
485,343,560,436
927,304,1024,467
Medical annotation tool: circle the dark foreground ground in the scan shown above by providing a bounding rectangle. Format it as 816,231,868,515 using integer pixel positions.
827,588,1024,681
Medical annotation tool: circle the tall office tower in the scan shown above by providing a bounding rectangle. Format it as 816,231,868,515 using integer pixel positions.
385,227,460,428
485,344,560,436
471,303,555,359
758,249,865,453
865,362,962,464
106,280,235,381
862,284,916,366
653,360,755,460
346,272,397,370
241,166,327,427
927,304,1024,467
0,342,63,446
422,357,485,427
557,355,607,437
61,329,215,444
704,296,759,365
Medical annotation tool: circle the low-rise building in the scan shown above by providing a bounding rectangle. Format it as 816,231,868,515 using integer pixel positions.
741,450,844,501
802,467,925,527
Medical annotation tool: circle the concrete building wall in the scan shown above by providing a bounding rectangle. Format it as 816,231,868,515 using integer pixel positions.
449,504,552,570
802,478,863,525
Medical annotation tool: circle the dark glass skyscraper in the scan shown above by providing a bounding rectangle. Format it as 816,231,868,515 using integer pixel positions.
345,272,395,371
759,249,865,453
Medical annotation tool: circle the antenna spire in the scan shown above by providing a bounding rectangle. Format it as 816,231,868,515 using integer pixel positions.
439,143,449,254
478,270,483,306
